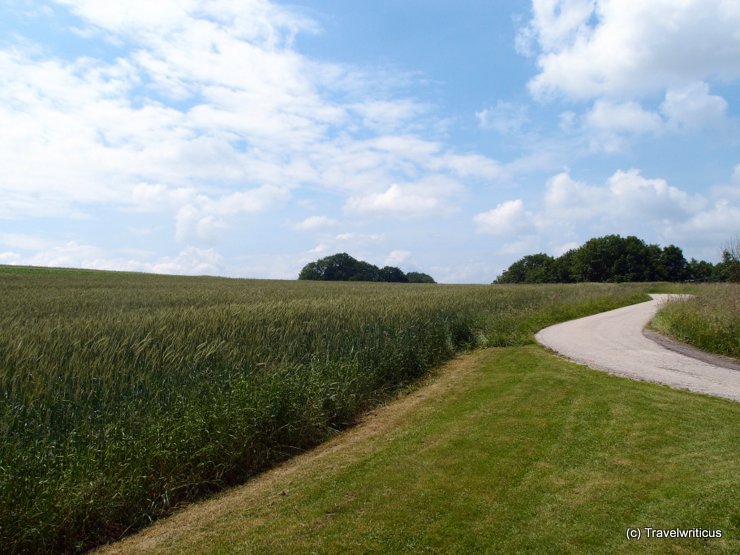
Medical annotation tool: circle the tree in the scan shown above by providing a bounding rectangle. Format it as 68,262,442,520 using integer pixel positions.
494,234,710,284
298,261,323,280
298,253,435,283
297,252,361,281
349,261,381,282
571,235,629,282
687,258,717,282
658,245,688,281
494,253,558,284
378,266,409,283
718,237,740,283
552,249,575,283
406,272,436,283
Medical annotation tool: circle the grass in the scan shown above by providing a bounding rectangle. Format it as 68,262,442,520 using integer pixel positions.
0,266,654,553
650,283,739,359
99,347,740,554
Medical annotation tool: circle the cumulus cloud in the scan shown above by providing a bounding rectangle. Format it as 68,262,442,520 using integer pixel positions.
147,247,224,275
544,169,700,224
335,232,384,243
473,199,533,236
585,100,663,135
131,183,196,212
582,100,665,151
174,185,291,242
522,0,740,100
660,81,729,131
346,184,439,217
1,0,502,244
0,241,223,275
345,177,462,218
291,215,339,231
484,167,738,260
385,249,411,266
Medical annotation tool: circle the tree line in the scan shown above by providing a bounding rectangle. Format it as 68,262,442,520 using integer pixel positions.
299,252,436,283
495,235,740,284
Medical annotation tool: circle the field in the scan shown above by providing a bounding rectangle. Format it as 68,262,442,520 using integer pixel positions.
650,284,739,359
102,347,740,554
0,266,652,553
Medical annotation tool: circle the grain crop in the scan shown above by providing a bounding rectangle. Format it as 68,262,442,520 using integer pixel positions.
0,266,649,553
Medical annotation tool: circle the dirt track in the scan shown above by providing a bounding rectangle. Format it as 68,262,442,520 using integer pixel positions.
535,294,740,402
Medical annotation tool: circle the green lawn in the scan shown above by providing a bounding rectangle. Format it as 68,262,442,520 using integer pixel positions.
102,346,740,554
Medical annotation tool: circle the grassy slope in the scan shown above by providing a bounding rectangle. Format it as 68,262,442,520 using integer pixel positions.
101,347,740,555
650,284,739,360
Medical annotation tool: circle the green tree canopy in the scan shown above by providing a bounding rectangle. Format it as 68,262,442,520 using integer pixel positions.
492,235,720,284
298,253,435,283
406,272,436,283
495,253,558,284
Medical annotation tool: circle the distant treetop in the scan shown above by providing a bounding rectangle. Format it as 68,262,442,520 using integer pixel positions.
298,253,436,283
494,234,737,284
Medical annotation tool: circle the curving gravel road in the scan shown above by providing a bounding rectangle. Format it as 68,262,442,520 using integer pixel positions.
535,294,740,402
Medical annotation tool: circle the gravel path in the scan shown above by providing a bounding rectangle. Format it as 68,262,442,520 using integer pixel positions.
535,294,740,402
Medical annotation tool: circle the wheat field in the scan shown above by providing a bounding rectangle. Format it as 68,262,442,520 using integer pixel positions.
0,266,650,553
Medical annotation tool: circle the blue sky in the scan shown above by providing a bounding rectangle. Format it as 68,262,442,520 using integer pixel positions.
1,0,738,283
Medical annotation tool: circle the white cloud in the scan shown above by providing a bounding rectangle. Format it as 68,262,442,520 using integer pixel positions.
585,100,663,135
131,183,195,211
567,81,731,151
0,0,513,294
473,199,533,236
583,100,664,152
482,167,739,262
476,101,528,135
350,99,429,132
523,0,740,100
554,241,580,256
500,236,542,257
175,206,226,243
660,81,729,131
307,243,329,255
0,252,22,265
544,169,699,223
385,249,411,267
345,177,462,217
346,184,439,216
335,232,384,242
1,240,224,275
149,247,223,275
291,215,338,231
0,232,53,251
1,0,503,243
174,185,290,242
537,168,737,256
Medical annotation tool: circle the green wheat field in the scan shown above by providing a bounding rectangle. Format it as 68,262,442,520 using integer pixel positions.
4,266,739,553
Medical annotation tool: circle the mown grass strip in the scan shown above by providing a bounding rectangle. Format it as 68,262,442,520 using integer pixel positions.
100,346,740,555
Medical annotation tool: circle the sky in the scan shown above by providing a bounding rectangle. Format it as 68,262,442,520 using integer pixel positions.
1,0,739,283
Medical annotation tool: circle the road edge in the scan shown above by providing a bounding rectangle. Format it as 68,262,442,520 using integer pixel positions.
642,329,740,372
